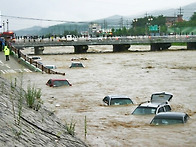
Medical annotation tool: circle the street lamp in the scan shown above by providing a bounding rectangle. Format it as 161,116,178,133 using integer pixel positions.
132,19,138,36
146,17,153,36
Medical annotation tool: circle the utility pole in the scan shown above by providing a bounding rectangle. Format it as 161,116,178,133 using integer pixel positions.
177,7,183,22
120,17,123,29
6,19,9,32
103,19,107,31
145,12,148,18
3,21,5,32
178,7,183,15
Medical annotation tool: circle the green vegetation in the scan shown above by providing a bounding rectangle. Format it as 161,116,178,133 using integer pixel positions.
65,119,76,136
25,84,42,111
84,115,87,139
111,15,167,36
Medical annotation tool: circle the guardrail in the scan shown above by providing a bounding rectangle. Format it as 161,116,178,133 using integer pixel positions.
10,45,65,76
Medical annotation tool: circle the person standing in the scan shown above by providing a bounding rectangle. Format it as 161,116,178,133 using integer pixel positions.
4,45,10,61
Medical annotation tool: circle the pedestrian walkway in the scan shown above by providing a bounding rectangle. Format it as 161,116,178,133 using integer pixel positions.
0,52,32,74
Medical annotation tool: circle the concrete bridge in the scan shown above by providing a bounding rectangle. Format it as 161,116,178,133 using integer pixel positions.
13,35,196,54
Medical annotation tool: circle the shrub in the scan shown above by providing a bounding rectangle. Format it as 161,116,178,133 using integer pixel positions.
25,84,42,111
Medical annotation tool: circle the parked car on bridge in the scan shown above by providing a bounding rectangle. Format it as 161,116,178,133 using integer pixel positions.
69,62,85,68
103,95,133,106
132,92,173,115
46,79,72,87
150,112,189,125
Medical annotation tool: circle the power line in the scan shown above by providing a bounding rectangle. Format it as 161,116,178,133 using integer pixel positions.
0,14,87,24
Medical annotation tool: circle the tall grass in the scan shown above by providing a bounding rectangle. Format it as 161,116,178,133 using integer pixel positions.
25,84,42,111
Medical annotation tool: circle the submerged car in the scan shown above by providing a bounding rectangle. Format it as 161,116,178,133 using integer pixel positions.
132,92,173,115
132,101,172,115
44,65,57,69
30,56,42,61
103,95,133,106
70,62,84,68
150,112,189,125
46,79,72,87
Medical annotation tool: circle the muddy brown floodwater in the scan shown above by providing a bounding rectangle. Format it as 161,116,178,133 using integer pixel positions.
6,45,196,146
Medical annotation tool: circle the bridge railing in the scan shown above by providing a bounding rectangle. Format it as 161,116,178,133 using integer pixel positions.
10,45,65,76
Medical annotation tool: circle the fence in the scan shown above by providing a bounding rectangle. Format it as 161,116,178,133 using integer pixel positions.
10,45,65,76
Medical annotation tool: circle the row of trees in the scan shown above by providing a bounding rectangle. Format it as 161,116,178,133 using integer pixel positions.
111,15,167,36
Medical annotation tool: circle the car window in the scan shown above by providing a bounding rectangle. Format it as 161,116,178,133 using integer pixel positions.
184,114,189,123
164,105,171,111
110,98,133,105
151,118,183,125
47,80,52,85
53,80,70,87
70,63,84,67
132,107,156,115
158,107,164,113
103,97,109,105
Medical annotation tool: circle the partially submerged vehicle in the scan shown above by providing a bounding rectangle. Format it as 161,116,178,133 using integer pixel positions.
30,56,42,61
150,112,189,125
44,65,57,69
69,62,84,68
103,95,133,106
132,101,172,115
46,79,72,87
132,92,173,115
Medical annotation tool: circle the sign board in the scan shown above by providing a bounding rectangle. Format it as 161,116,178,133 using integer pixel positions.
149,25,159,31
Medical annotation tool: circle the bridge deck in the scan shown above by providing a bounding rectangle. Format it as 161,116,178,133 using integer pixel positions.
13,36,196,48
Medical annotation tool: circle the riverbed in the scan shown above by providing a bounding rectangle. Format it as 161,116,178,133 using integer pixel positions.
6,45,196,146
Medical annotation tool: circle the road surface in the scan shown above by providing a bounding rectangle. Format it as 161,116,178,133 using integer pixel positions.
0,52,32,75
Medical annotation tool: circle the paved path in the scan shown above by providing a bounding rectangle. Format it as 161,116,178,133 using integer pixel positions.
0,52,32,74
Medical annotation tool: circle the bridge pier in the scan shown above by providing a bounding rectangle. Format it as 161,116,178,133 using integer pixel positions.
34,46,44,55
74,45,88,53
113,44,130,52
150,43,171,51
187,42,196,50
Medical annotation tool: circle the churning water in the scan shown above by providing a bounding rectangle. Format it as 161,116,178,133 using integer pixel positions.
7,46,196,146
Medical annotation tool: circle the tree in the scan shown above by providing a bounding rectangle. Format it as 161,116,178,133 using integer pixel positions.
190,12,196,21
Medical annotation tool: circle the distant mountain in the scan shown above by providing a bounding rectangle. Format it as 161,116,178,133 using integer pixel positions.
15,2,196,36
15,26,43,36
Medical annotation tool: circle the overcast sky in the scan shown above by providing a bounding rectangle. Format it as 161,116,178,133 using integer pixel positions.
0,0,196,30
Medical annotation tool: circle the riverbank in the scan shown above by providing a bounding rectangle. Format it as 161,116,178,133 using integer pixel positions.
0,76,88,147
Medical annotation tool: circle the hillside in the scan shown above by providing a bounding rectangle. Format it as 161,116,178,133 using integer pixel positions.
0,76,88,147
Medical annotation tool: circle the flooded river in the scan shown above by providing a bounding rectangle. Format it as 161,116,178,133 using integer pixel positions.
5,45,196,146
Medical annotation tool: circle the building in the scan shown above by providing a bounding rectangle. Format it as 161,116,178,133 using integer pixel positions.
165,15,183,27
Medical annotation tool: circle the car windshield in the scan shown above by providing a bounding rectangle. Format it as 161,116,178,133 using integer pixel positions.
151,118,183,125
70,63,84,67
132,107,156,115
110,98,133,105
53,80,70,87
